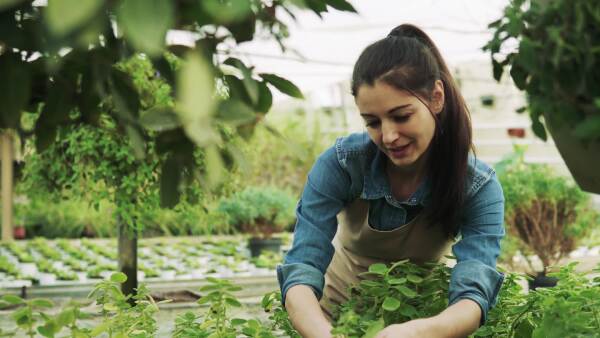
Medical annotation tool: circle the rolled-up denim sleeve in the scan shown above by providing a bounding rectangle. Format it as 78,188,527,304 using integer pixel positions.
449,173,505,325
277,145,351,305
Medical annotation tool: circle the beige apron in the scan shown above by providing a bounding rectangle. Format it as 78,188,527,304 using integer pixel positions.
319,199,455,320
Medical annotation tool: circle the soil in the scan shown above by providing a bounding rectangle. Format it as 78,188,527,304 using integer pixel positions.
151,290,201,303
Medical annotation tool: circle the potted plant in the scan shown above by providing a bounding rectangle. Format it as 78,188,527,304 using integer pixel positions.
217,186,296,257
485,0,600,193
497,150,598,289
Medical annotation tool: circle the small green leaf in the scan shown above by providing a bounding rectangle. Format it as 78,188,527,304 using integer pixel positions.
225,297,242,307
225,75,251,105
231,318,247,326
368,263,388,275
1,295,24,305
510,64,528,90
140,107,181,132
399,303,418,317
46,0,103,36
325,0,357,12
388,278,406,285
90,321,110,336
205,145,224,187
382,297,401,311
110,272,127,283
117,0,174,56
176,52,218,146
407,274,423,284
103,303,119,312
492,58,503,82
260,73,304,99
30,299,54,309
255,81,273,114
125,125,145,160
361,318,385,338
395,285,417,298
216,99,256,126
56,310,75,327
224,58,259,105
37,321,59,338
531,117,547,141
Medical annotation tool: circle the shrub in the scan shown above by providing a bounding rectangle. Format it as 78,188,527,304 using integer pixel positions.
138,202,233,237
217,186,296,238
497,151,598,273
14,195,117,238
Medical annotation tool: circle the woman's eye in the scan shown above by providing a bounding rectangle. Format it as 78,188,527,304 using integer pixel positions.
365,120,380,128
393,115,410,123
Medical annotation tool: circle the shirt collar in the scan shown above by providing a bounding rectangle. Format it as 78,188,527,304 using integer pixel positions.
361,149,430,207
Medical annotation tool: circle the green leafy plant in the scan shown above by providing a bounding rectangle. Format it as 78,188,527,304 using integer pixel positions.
0,255,19,277
55,270,79,281
261,291,301,338
3,242,34,262
173,277,244,337
0,295,55,338
251,251,282,269
217,186,296,238
35,258,58,275
1,262,599,337
331,259,451,337
485,0,600,141
30,238,63,260
81,239,117,260
497,149,597,274
474,263,600,337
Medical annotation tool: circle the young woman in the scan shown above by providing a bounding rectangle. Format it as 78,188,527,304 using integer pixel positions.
277,24,505,338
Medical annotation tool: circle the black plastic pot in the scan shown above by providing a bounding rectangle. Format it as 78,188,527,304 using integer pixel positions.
528,272,559,290
248,237,282,258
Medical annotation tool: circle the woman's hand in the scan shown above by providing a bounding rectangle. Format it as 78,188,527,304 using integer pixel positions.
374,318,442,338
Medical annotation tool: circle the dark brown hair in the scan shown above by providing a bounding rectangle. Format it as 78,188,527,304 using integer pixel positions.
351,24,473,238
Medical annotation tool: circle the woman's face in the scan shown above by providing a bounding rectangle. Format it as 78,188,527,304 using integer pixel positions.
355,80,444,170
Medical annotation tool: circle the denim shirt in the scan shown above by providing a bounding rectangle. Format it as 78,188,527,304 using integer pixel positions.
277,132,505,324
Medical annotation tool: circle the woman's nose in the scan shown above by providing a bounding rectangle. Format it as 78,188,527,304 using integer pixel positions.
381,121,398,145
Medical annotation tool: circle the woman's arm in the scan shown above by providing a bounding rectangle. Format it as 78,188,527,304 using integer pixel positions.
278,144,354,333
430,298,481,337
285,285,333,338
375,299,480,338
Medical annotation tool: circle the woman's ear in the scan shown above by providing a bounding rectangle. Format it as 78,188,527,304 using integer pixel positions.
431,80,445,114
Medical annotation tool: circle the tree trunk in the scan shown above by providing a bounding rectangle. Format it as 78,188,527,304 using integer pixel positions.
1,131,14,242
118,222,137,306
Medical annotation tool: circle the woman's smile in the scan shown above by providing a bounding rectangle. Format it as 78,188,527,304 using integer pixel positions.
387,143,412,158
